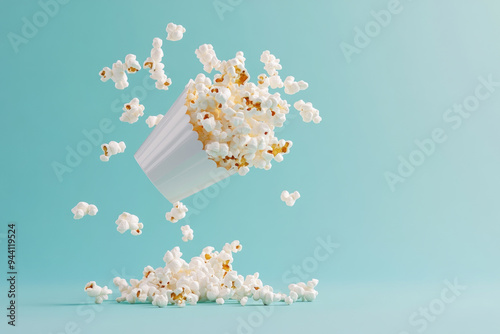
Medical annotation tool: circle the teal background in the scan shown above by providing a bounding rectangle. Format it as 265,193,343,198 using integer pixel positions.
1,0,500,333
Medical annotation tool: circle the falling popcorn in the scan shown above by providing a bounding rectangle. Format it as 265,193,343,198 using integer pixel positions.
112,241,318,307
115,212,143,236
181,225,193,242
100,141,126,162
120,98,145,124
143,38,172,90
99,54,141,90
165,201,188,223
84,281,112,304
294,100,321,124
284,76,308,95
166,22,186,41
71,202,98,219
145,114,164,128
281,190,300,206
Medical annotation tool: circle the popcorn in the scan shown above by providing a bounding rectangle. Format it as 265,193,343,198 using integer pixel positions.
195,44,221,73
71,202,98,219
145,114,164,128
120,98,145,124
99,53,141,90
280,190,300,206
288,279,319,302
294,100,322,124
115,212,143,236
166,22,186,41
181,225,194,242
260,50,282,76
143,38,172,90
124,54,141,73
165,201,188,223
284,76,308,95
112,241,319,308
84,281,112,304
100,141,126,162
186,46,299,176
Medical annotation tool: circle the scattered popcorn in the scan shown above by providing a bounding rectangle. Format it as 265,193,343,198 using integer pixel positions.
284,76,308,95
143,38,172,90
84,281,112,304
99,54,141,90
145,114,164,128
120,98,145,124
165,201,188,223
71,202,98,219
100,141,126,162
181,225,193,242
166,22,186,41
294,100,321,124
112,241,318,307
115,212,143,236
280,190,300,206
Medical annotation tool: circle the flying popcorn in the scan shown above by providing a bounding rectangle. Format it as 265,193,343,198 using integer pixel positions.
143,38,172,90
71,202,98,219
112,241,319,307
166,22,186,41
280,190,300,206
165,201,188,223
84,281,112,304
120,98,145,124
145,114,164,128
294,100,322,124
115,212,143,236
100,141,126,162
180,225,193,242
283,76,308,95
99,54,141,90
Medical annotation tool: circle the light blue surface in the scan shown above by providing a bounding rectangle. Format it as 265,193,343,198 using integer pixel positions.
1,0,500,333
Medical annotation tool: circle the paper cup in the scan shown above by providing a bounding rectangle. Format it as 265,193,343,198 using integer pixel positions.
134,87,234,203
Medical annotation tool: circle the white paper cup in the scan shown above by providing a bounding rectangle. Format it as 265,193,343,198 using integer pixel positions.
134,87,234,203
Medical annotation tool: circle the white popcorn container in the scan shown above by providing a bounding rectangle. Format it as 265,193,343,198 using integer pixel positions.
134,87,234,203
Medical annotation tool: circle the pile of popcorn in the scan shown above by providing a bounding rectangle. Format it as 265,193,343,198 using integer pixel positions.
185,45,321,176
110,241,318,307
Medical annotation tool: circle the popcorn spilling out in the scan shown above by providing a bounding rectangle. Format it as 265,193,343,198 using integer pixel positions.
84,281,112,304
71,202,98,219
165,201,188,223
100,141,126,162
99,54,141,90
115,212,143,236
166,22,186,41
145,114,164,128
120,98,145,124
181,225,193,242
186,47,307,176
112,241,318,307
284,76,308,95
143,38,172,90
280,190,300,207
294,100,322,124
